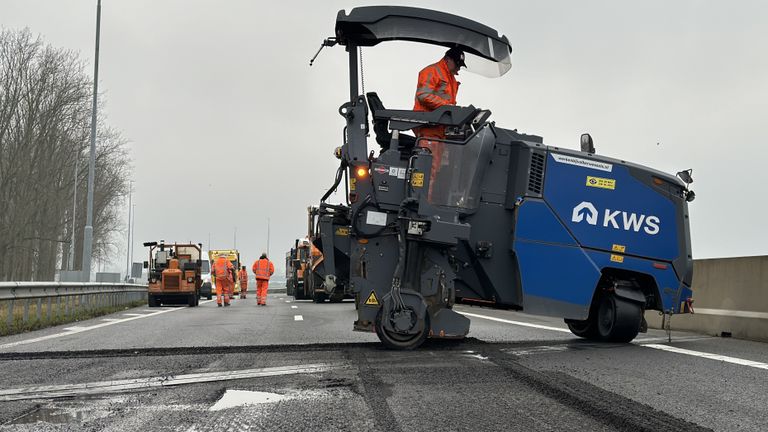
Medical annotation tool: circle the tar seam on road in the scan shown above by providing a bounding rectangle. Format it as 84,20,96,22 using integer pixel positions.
481,346,712,432
346,348,403,432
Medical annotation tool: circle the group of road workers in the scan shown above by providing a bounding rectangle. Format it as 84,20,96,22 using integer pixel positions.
208,48,462,309
211,252,274,308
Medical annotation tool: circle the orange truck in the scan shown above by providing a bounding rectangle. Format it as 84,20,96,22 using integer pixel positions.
143,241,203,307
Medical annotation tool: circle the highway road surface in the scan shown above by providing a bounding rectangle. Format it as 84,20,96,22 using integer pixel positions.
0,286,766,431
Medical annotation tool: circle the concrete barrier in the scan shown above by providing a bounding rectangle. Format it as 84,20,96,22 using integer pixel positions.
646,256,768,342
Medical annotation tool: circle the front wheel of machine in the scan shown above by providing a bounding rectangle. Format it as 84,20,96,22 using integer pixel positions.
148,295,157,307
313,292,327,303
188,294,197,307
597,294,642,342
565,318,598,339
375,308,430,350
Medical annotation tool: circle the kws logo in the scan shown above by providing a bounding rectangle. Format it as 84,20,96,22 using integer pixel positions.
571,201,660,235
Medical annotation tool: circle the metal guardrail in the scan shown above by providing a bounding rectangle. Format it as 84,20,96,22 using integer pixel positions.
0,282,147,329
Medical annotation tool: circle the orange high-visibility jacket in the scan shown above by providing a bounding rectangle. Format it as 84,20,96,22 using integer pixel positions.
238,269,248,285
413,58,459,138
213,257,234,282
252,258,275,281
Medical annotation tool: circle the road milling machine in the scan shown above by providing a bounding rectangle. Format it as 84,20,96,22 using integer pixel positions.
311,6,696,349
287,206,353,303
143,241,203,307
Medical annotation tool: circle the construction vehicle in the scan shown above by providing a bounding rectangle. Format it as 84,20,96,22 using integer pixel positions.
285,238,311,298
310,6,696,349
209,249,241,296
143,241,203,307
304,205,353,303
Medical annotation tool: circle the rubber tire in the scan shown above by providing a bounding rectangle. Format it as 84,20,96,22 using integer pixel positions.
329,293,344,303
313,292,327,303
375,307,430,350
206,294,212,300
566,318,599,339
597,294,642,342
188,294,196,307
148,295,157,307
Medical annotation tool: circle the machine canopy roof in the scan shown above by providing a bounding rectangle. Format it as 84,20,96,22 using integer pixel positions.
335,6,512,76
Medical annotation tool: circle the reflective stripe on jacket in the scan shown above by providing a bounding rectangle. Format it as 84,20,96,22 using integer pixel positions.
252,258,275,280
413,58,459,139
213,257,233,281
238,269,248,285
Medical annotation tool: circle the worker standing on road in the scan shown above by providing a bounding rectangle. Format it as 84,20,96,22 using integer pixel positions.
238,265,249,299
213,253,235,307
252,252,275,306
413,47,464,199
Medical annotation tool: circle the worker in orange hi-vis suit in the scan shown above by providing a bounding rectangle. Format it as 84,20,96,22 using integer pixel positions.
213,253,235,307
252,252,275,306
413,47,464,200
238,266,249,299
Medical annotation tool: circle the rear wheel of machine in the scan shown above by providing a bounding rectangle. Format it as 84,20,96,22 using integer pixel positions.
313,292,327,303
375,307,430,350
565,318,599,339
188,294,196,307
597,294,642,342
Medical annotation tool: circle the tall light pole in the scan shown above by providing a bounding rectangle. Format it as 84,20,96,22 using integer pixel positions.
81,0,102,282
124,181,132,280
68,155,79,271
130,203,135,275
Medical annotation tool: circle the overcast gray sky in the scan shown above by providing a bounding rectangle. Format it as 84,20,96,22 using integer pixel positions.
3,0,767,275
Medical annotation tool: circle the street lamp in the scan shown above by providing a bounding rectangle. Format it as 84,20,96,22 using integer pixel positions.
81,0,102,282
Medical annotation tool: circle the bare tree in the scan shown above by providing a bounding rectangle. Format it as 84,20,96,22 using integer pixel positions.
0,28,131,281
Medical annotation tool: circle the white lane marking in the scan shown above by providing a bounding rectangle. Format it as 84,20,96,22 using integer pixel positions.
62,326,88,331
458,311,571,333
464,311,768,371
122,313,145,317
642,344,768,370
0,300,215,350
100,319,121,322
0,363,335,401
693,308,768,320
291,306,298,309
294,315,303,321
285,300,291,303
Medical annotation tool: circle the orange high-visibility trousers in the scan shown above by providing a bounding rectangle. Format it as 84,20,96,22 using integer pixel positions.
256,280,269,305
240,281,248,298
216,279,232,305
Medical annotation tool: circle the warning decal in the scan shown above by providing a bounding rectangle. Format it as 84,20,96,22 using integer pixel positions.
364,291,379,306
586,176,616,190
411,172,424,187
610,254,624,263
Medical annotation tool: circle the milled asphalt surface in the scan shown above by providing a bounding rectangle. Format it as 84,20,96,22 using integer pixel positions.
0,284,765,431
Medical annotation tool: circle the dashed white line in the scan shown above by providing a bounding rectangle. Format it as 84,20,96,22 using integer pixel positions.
291,306,298,309
294,315,303,321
